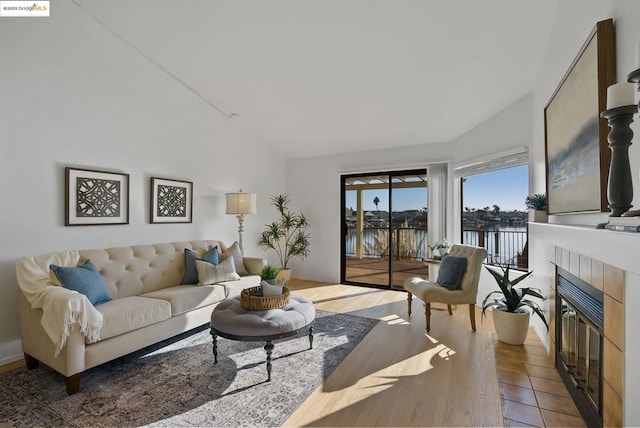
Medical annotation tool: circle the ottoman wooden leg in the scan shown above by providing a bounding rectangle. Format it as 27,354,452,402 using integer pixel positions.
264,341,274,382
211,331,218,363
308,326,314,349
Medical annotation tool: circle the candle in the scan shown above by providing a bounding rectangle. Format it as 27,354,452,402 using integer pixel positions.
606,82,636,109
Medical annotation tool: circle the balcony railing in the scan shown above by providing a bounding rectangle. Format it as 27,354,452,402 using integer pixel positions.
462,228,528,268
345,225,528,268
345,226,427,259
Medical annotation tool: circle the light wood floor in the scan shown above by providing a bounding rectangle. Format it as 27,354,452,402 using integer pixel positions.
285,279,585,427
1,279,584,427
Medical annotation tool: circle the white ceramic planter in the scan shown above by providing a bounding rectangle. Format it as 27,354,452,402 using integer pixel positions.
529,209,548,223
492,309,531,345
261,280,284,296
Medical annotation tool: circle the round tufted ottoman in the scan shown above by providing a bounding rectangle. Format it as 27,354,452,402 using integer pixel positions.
210,294,316,381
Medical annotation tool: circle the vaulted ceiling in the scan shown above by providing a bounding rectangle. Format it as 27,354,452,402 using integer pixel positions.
73,0,557,158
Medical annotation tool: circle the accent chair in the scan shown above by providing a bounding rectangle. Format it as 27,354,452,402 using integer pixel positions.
404,244,487,332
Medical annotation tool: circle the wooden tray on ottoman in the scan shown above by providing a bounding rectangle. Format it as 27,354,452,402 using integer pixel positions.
240,286,290,310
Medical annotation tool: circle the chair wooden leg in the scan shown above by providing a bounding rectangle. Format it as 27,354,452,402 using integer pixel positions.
425,302,431,332
407,292,413,316
447,304,453,316
65,373,81,395
469,304,476,332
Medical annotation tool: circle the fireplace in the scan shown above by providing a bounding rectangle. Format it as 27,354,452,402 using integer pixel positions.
555,267,603,427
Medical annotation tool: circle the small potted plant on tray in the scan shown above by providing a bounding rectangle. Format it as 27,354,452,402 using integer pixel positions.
482,264,548,345
260,264,286,296
260,264,281,285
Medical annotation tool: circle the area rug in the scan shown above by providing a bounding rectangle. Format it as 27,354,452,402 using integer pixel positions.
0,310,377,427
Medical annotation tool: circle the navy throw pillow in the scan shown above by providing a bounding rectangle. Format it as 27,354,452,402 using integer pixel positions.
183,246,219,284
436,254,468,291
50,259,111,305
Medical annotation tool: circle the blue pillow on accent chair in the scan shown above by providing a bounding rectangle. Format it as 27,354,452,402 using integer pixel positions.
436,254,468,290
183,246,219,284
49,259,111,305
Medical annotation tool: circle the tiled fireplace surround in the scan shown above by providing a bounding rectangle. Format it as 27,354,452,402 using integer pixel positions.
529,222,640,427
549,245,624,427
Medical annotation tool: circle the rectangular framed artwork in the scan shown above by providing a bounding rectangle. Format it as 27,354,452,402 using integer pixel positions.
150,177,193,224
65,167,130,226
544,19,615,215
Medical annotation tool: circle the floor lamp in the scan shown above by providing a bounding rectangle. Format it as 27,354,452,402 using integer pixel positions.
225,189,257,255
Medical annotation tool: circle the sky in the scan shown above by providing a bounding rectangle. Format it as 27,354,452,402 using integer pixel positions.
345,164,528,212
463,164,528,211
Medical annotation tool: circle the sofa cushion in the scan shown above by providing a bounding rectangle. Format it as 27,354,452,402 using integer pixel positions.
141,284,227,316
218,275,262,299
182,246,219,285
91,296,171,342
49,260,111,305
219,242,249,276
196,257,240,285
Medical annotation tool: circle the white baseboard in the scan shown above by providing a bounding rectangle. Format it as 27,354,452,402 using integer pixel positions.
0,339,23,366
533,323,550,354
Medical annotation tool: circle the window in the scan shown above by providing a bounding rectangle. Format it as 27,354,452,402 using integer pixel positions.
460,163,529,268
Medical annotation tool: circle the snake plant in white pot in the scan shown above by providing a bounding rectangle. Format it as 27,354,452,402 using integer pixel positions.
482,264,548,345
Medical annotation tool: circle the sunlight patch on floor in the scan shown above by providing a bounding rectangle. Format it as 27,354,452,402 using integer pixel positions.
316,341,459,416
380,314,410,325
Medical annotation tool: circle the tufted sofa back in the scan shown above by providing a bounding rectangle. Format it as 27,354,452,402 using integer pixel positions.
78,240,224,299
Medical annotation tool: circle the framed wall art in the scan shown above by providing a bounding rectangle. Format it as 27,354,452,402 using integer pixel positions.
150,177,193,224
544,19,615,215
65,167,130,226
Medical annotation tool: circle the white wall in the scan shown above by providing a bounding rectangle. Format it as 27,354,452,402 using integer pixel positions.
530,1,640,223
285,93,533,284
529,1,640,425
0,1,285,364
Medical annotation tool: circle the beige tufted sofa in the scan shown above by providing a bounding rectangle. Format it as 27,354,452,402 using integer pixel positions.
17,240,265,394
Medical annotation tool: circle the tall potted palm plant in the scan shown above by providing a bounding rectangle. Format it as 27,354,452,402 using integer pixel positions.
258,194,310,281
482,264,548,345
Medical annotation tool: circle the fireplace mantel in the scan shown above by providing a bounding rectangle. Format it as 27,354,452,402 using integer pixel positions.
529,222,640,275
530,221,635,427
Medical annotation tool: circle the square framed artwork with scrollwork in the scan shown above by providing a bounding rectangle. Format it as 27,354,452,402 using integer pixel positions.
150,177,193,224
65,167,130,226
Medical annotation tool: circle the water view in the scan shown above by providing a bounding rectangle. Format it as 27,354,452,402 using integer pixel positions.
346,225,527,266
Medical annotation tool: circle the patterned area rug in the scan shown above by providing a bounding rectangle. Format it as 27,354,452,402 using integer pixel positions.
0,310,377,427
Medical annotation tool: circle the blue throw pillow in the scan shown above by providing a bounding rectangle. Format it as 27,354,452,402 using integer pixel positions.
436,254,468,291
49,259,111,305
183,246,219,284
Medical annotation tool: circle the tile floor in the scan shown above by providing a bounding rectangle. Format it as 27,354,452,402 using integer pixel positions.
495,331,587,427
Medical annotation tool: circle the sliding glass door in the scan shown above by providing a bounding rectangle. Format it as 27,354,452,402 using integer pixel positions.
341,169,428,289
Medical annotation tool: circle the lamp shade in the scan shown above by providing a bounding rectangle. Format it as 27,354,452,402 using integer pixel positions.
225,191,256,215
